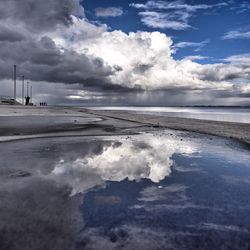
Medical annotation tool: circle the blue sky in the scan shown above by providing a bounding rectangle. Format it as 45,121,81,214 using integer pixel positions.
83,0,250,64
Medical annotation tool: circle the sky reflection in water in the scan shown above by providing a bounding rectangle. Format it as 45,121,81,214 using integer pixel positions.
50,131,250,249
1,130,250,249
52,132,198,195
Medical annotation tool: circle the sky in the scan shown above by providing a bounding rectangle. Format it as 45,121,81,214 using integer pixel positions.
0,0,250,106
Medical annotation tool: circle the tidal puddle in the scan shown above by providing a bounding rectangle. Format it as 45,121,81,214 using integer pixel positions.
0,130,250,249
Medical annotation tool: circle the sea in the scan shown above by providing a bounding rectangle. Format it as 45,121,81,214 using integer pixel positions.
90,106,250,124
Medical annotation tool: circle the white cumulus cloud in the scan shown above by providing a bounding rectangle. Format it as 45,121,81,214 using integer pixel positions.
50,20,250,95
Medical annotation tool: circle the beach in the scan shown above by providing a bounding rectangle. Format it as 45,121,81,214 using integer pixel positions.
86,108,250,147
1,0,250,248
0,105,250,250
1,106,249,147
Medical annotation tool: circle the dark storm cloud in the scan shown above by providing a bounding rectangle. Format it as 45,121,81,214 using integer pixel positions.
0,36,114,85
209,87,250,98
0,24,26,42
196,64,250,82
0,0,120,89
0,0,84,31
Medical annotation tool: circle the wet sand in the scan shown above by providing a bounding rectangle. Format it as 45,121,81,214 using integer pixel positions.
85,108,250,147
0,106,249,147
0,106,142,140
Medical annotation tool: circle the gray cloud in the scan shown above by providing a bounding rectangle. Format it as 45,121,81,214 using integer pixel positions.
0,0,84,32
0,24,26,42
195,63,250,82
95,7,123,17
0,0,115,88
223,54,250,64
0,35,114,85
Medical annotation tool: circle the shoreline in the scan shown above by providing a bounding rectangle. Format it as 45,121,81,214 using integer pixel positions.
0,105,249,148
84,108,250,148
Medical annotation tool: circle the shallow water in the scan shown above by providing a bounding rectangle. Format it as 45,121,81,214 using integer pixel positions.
0,130,250,249
91,106,250,123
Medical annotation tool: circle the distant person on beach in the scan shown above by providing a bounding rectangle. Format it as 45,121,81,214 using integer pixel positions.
40,102,47,106
25,96,30,105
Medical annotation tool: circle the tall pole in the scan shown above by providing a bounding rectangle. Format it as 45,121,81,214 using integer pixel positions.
22,76,24,105
14,65,16,101
30,84,32,103
27,81,29,97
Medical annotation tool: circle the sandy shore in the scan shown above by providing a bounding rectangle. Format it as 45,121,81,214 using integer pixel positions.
0,105,249,147
0,106,141,138
85,108,250,147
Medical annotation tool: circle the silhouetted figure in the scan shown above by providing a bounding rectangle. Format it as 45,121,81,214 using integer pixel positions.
39,102,47,106
25,96,30,105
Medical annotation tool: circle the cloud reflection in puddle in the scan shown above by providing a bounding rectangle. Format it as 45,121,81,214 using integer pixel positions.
51,133,199,195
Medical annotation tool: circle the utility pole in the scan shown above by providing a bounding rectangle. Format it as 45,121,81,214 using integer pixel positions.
22,76,24,105
30,84,32,103
27,81,29,97
14,65,17,101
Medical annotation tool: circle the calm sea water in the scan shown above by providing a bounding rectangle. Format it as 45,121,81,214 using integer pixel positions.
90,107,250,124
